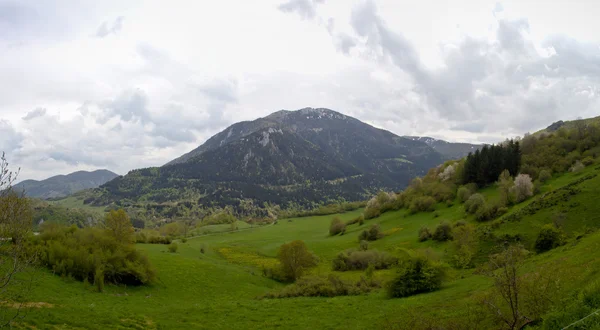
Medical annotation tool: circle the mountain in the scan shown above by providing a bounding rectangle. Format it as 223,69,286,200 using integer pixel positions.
403,136,483,160
14,170,119,200
89,108,445,213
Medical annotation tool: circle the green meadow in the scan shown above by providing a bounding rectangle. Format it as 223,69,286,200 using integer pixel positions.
11,165,600,329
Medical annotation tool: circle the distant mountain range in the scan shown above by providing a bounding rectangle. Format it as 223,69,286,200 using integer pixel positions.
403,136,483,160
14,170,119,200
86,108,465,212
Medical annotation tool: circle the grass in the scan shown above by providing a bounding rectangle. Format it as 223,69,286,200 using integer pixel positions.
49,196,106,216
10,164,600,329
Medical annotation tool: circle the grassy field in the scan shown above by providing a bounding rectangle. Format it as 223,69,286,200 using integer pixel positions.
49,196,106,216
10,165,600,329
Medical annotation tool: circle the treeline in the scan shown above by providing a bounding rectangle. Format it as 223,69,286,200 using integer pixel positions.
462,140,521,186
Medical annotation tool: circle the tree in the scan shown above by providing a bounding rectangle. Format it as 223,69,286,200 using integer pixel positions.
0,153,36,326
534,225,564,253
497,170,514,205
277,240,318,281
388,256,446,298
483,245,529,330
105,209,134,244
510,174,533,203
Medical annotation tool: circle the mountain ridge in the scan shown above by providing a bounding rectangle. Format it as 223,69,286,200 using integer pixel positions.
14,169,119,200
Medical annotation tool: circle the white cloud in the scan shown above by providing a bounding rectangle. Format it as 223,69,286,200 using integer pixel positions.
0,0,599,181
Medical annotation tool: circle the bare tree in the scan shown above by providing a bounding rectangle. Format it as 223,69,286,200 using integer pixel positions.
0,153,37,327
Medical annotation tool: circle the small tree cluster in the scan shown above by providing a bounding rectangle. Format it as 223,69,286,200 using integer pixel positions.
465,193,485,214
387,256,447,298
332,249,398,271
432,221,452,242
409,196,436,214
534,225,565,253
359,224,384,241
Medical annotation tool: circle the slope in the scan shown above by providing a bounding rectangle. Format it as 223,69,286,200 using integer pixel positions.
404,136,483,160
87,108,444,212
13,169,118,199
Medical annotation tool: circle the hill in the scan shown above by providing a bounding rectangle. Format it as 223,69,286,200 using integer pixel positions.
404,136,483,160
87,108,445,213
13,169,118,200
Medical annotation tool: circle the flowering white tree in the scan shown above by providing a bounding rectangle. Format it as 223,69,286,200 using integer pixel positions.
510,174,533,203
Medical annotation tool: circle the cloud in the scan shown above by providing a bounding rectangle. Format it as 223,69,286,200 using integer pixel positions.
97,89,151,124
22,107,47,120
95,16,124,38
277,0,324,20
0,120,23,153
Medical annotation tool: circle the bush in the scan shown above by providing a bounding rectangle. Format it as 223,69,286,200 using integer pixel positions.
346,214,364,226
409,196,436,214
34,225,155,286
329,217,346,236
534,225,565,253
262,274,379,298
387,257,447,298
359,240,369,251
582,157,594,166
332,249,398,271
168,242,179,253
457,186,472,203
538,169,552,183
432,222,452,242
475,202,501,222
464,193,485,214
418,227,432,242
359,224,384,241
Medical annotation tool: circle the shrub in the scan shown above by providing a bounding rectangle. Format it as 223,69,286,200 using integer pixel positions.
409,196,436,214
262,274,379,298
538,169,552,183
570,160,585,172
168,242,179,253
432,222,452,242
464,193,485,214
329,217,346,236
534,225,565,253
475,202,501,222
358,216,365,226
418,227,432,242
387,257,447,298
511,174,534,203
346,214,364,226
359,240,369,251
278,240,318,281
332,249,398,271
582,157,594,166
35,225,155,286
451,224,478,269
359,224,384,241
457,186,472,203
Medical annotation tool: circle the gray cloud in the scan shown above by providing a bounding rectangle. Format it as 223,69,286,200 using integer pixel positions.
277,0,324,20
98,89,151,124
334,1,600,135
95,16,124,38
22,107,47,120
0,120,23,153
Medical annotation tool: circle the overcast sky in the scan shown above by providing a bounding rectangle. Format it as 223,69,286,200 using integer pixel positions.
1,0,599,181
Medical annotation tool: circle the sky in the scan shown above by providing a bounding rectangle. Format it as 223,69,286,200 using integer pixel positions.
1,0,600,181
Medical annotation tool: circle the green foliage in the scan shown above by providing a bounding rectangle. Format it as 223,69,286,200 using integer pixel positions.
359,224,384,241
462,141,521,186
456,186,472,203
262,274,379,298
432,221,452,242
418,227,432,242
451,223,478,269
409,196,436,214
329,217,346,236
105,209,135,244
135,229,171,244
387,256,447,298
277,240,318,281
535,225,565,253
168,242,179,253
538,169,552,183
464,193,485,214
332,249,398,271
359,240,369,251
34,224,156,286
